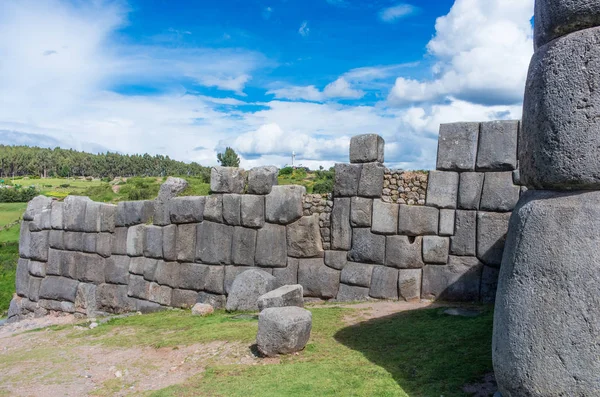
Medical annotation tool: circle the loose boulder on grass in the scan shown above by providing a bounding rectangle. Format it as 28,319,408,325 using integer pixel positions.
257,284,304,312
191,303,214,316
256,306,312,357
226,269,278,312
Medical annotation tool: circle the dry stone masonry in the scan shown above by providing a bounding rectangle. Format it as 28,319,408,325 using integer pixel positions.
493,1,600,395
9,122,523,322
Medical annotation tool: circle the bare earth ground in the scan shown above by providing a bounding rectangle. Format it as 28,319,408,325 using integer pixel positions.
0,301,481,396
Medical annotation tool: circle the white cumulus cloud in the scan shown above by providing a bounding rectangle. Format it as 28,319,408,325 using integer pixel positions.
379,4,419,23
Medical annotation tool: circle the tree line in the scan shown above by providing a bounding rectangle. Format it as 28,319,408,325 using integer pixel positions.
0,145,211,180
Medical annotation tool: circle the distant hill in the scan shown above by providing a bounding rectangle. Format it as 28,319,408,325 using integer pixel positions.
0,145,210,180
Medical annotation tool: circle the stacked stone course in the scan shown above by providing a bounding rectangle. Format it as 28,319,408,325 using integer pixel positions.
10,122,524,321
382,170,428,205
493,1,600,395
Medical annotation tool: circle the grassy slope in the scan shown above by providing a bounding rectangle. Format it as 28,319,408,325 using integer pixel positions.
33,307,493,397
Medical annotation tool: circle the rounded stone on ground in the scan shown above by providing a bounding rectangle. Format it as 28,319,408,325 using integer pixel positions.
256,306,312,357
191,303,214,316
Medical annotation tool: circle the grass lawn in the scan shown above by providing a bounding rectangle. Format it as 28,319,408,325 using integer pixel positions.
27,306,493,397
0,242,18,316
0,202,26,228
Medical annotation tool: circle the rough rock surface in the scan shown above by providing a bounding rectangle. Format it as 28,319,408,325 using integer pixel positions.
210,167,246,194
476,121,518,171
226,269,278,312
494,191,600,396
534,0,600,48
257,284,304,311
265,186,305,225
191,303,214,316
334,163,362,197
385,235,424,269
247,166,278,195
349,134,385,163
436,122,479,171
426,171,459,209
286,215,323,258
257,306,312,357
422,256,482,301
297,258,340,299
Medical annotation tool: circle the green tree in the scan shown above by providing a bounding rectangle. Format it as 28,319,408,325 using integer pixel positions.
216,147,241,167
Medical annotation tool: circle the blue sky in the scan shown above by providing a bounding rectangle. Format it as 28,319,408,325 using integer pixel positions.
0,0,534,169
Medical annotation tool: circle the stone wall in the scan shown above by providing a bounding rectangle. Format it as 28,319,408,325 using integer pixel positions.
382,170,428,205
8,120,521,320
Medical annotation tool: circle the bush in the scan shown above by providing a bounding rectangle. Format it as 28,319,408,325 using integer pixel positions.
312,179,333,194
119,177,160,201
101,177,112,183
60,184,70,188
0,186,39,202
83,184,115,202
279,167,293,176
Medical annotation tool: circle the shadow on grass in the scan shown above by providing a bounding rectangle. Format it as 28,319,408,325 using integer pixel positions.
334,306,495,397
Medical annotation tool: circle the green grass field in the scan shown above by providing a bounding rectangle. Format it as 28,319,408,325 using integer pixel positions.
7,306,494,396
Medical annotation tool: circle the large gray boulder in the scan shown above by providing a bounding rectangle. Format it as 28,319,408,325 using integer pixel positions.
297,258,340,299
286,215,323,258
385,235,424,269
349,134,384,163
210,167,246,194
521,27,600,189
333,163,361,197
226,269,278,312
350,197,372,227
157,177,188,202
257,306,312,357
357,162,384,198
480,172,520,212
458,172,484,210
436,122,479,171
369,266,399,300
257,284,304,312
169,196,205,224
247,166,278,195
255,223,287,267
398,205,439,236
476,121,518,171
493,190,600,396
348,228,385,265
265,185,305,225
23,195,52,221
371,200,398,235
534,0,600,48
426,171,459,209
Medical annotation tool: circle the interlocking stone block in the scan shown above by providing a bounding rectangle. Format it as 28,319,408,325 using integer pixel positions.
458,172,484,210
534,0,600,48
24,195,52,221
84,201,101,232
63,196,91,231
49,229,64,250
82,233,97,253
426,171,459,209
331,198,352,250
143,225,163,258
64,231,83,251
155,261,180,288
197,291,227,309
436,122,480,171
477,212,511,267
47,249,62,276
204,195,223,223
96,283,134,313
348,228,385,265
255,223,287,267
115,200,154,227
29,231,49,262
287,215,323,258
369,266,399,300
177,262,206,291
211,166,246,194
111,227,128,255
350,197,372,227
142,258,159,281
74,283,97,315
104,255,130,285
162,224,177,261
273,257,299,286
171,289,199,308
451,210,477,256
75,252,105,284
247,166,278,195
203,265,225,294
39,276,79,302
196,222,233,265
157,177,188,202
385,235,424,269
439,209,455,236
398,269,422,301
340,262,375,287
127,225,145,257
19,221,31,258
28,276,43,302
371,200,398,235
350,134,385,163
480,266,499,304
231,227,257,266
176,223,197,262
336,284,370,301
398,205,439,236
96,233,111,258
257,284,304,311
51,201,64,230
324,250,348,270
476,121,518,171
169,196,205,224
222,194,242,226
241,195,265,228
127,274,150,300
522,27,600,189
224,266,249,294
422,236,449,264
358,162,384,198
298,258,340,299
257,307,312,356
265,185,305,225
480,172,520,212
226,268,277,311
333,163,362,197
148,282,172,306
421,256,483,301
16,258,30,297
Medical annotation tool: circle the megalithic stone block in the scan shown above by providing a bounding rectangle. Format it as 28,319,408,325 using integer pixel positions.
340,262,375,287
421,256,482,301
115,200,154,227
297,258,340,299
426,171,459,209
480,172,520,212
265,185,305,225
273,257,300,287
436,122,480,171
385,235,424,269
144,225,163,259
247,166,278,195
99,204,116,232
398,269,422,301
534,0,600,48
398,205,439,236
336,284,370,301
333,164,362,197
83,201,101,232
476,212,511,267
241,195,265,228
210,166,246,194
255,223,287,267
196,221,233,265
476,121,518,171
438,209,455,236
451,210,477,256
63,196,90,231
222,194,242,226
458,172,484,210
204,194,223,223
231,226,257,266
331,198,352,250
349,134,385,163
286,214,324,258
358,162,384,198
23,195,52,221
176,223,197,262
348,228,385,265
169,196,205,224
157,176,188,202
350,197,372,227
422,236,449,265
494,190,600,396
50,201,64,230
522,27,600,189
369,266,399,300
127,225,145,257
162,224,177,261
